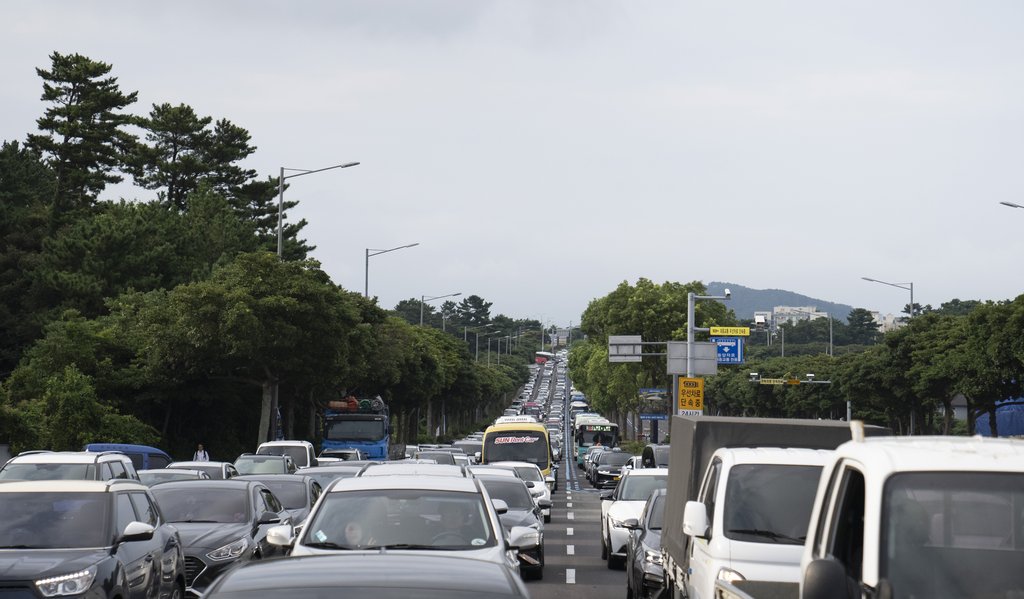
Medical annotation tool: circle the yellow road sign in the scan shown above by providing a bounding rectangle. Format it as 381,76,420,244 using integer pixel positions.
759,378,786,385
709,326,750,337
678,377,704,411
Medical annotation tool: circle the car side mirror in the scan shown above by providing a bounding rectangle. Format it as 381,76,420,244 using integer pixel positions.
600,490,613,501
258,511,282,525
802,558,849,599
525,481,536,488
491,498,509,515
266,524,294,547
120,521,155,544
622,518,640,530
537,498,552,509
509,525,540,550
682,500,709,539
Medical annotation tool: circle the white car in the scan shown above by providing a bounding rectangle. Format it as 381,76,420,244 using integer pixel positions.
268,474,531,577
490,461,554,522
601,468,669,568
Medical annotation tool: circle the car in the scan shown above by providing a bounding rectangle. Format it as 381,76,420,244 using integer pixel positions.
139,468,211,486
234,454,296,475
590,449,635,488
295,463,371,489
266,474,530,577
83,443,174,470
256,440,318,469
641,443,671,468
600,468,669,569
581,444,606,471
0,450,140,481
357,463,470,478
625,488,667,599
0,479,185,599
475,474,549,579
149,479,293,597
414,450,457,465
233,474,323,525
167,461,239,480
201,553,530,599
490,461,554,521
318,448,366,461
620,455,644,477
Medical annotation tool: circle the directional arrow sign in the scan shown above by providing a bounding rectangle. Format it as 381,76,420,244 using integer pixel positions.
711,337,744,365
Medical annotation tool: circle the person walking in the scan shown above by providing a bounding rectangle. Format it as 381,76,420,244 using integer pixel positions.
193,443,210,462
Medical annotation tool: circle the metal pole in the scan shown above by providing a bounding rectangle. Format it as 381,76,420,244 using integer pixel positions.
829,315,833,357
476,332,480,361
781,327,785,357
686,292,695,377
363,249,369,298
419,295,425,326
847,399,852,422
909,283,914,319
276,167,285,257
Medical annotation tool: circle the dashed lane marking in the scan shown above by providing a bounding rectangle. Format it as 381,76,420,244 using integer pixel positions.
566,527,574,536
566,569,576,584
567,512,575,520
567,545,575,555
567,502,573,507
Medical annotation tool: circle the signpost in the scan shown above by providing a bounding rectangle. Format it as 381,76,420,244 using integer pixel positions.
711,337,744,364
608,335,643,363
678,377,704,416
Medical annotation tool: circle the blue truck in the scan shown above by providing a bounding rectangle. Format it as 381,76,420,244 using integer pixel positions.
321,396,390,461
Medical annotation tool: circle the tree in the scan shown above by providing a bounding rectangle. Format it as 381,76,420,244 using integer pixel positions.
230,176,312,259
203,118,257,198
456,295,492,327
846,308,881,345
26,52,137,223
130,103,212,209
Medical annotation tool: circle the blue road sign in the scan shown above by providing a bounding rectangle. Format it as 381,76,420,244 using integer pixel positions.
711,337,744,364
640,413,670,421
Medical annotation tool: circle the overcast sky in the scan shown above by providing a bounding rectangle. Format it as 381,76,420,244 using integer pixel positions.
4,1,1023,326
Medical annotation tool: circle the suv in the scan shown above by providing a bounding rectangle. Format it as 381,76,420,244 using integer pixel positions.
0,479,185,598
0,451,140,481
234,453,296,475
256,440,317,469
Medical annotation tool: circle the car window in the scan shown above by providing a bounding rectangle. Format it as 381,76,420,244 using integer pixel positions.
1,492,112,548
100,462,114,480
108,461,128,480
260,488,285,512
149,455,171,469
480,479,534,510
151,487,250,523
116,493,137,533
129,492,159,526
620,475,668,501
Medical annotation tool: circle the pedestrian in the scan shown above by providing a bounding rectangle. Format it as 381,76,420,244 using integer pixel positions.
193,443,210,462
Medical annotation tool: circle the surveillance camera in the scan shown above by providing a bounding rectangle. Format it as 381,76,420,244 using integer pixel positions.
724,288,731,299
749,372,758,377
806,373,815,379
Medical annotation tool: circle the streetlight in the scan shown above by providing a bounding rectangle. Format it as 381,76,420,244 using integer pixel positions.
364,243,419,298
999,201,1024,209
277,162,359,258
862,277,914,320
420,292,461,326
479,329,501,363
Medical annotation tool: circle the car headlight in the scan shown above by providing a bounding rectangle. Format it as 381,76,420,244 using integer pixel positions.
207,537,250,561
608,516,626,528
717,567,745,583
35,567,97,597
644,548,663,565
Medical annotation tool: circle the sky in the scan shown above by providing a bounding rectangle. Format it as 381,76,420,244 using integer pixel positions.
3,1,1023,326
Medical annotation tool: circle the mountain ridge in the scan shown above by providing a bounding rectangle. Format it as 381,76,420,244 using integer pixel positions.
706,282,856,323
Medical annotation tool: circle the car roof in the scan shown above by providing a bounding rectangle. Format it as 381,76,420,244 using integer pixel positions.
357,463,469,478
489,461,542,470
467,466,520,478
6,451,128,464
169,461,232,467
139,468,206,475
148,479,261,490
327,474,479,493
622,467,670,477
0,479,146,493
206,553,527,596
259,440,313,447
233,474,316,483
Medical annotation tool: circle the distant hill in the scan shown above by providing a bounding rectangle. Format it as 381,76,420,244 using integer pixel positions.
706,282,856,323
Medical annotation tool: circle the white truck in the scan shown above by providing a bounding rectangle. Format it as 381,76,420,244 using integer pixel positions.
715,429,1024,599
661,416,891,599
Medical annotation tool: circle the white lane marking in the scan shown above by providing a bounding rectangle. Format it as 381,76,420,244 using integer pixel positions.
567,512,575,520
567,502,573,508
567,569,576,584
566,527,574,536
567,544,575,555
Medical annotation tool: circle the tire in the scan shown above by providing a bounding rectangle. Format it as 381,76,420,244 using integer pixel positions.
627,579,635,599
170,581,184,599
601,532,609,560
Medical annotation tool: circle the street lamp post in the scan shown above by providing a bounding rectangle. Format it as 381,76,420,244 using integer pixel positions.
420,292,461,326
999,201,1024,210
277,162,359,258
862,277,914,320
364,243,419,298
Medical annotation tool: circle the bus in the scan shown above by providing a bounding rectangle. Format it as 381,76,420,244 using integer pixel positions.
481,421,553,479
575,420,620,467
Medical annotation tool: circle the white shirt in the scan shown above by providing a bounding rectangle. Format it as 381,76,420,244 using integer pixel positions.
194,450,209,462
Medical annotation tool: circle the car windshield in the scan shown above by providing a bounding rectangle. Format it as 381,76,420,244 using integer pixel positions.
140,471,198,485
880,471,1024,599
258,446,308,466
0,492,111,548
479,479,534,510
299,469,360,488
598,452,632,466
619,475,668,501
304,489,495,550
512,466,543,482
258,481,307,509
483,431,548,467
150,487,250,523
0,463,96,481
235,457,288,474
723,464,821,545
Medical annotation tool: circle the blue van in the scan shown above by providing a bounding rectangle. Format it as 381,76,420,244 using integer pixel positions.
83,443,173,470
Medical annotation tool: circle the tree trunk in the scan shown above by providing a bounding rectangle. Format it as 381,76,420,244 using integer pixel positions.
307,392,317,441
285,397,295,439
258,379,273,446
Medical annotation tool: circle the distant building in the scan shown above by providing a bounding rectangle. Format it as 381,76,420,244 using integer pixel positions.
555,328,571,346
870,311,905,332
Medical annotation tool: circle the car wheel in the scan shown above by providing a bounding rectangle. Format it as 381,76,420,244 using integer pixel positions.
544,513,551,524
627,578,635,599
601,531,609,560
170,581,184,599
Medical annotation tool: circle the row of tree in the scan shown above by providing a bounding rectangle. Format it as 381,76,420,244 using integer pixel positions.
569,279,1024,437
0,52,533,460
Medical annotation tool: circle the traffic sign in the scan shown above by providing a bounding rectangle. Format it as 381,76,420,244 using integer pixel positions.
678,377,704,412
759,378,786,385
640,413,669,421
711,337,744,364
710,326,750,337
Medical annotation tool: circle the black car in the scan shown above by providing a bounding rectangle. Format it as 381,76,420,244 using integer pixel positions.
233,474,322,525
591,449,634,488
203,553,530,599
625,489,667,599
0,479,185,599
149,479,292,597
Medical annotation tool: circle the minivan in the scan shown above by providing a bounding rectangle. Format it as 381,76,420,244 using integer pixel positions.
83,443,173,470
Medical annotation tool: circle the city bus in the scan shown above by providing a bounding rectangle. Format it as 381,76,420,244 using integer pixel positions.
574,419,620,467
481,421,553,480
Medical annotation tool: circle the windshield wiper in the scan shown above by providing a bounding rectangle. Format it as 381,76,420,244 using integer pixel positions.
371,544,450,550
303,541,351,550
727,529,804,543
173,519,220,523
0,544,41,549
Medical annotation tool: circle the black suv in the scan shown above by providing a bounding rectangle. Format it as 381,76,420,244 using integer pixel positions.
0,479,185,598
0,450,140,481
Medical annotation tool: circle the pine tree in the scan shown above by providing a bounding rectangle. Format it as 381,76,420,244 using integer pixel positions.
130,102,212,209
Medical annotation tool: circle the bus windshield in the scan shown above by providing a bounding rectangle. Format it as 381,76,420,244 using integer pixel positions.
577,423,619,447
483,430,549,469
